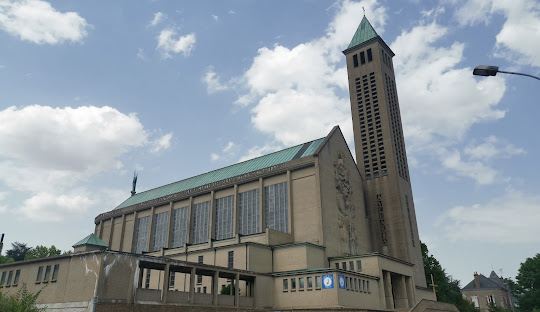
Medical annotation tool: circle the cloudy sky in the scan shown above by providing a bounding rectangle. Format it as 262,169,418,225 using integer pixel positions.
0,0,539,285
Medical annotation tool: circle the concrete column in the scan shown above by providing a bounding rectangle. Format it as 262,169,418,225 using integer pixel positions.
384,271,394,309
287,170,293,234
406,276,415,307
131,211,138,253
188,267,196,304
166,202,174,248
259,178,264,232
107,217,114,248
213,271,219,306
118,214,126,251
209,191,216,242
147,206,156,252
393,275,408,308
161,264,170,303
233,185,238,236
235,273,240,307
186,197,194,244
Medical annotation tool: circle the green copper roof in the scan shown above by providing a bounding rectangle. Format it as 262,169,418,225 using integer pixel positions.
114,137,326,210
348,16,378,49
73,233,108,248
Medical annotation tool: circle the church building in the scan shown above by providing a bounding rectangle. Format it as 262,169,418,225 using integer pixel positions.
0,16,458,312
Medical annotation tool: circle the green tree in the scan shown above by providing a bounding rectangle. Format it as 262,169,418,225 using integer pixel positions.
6,242,31,262
0,283,46,312
25,245,62,260
421,242,476,312
0,255,14,264
515,253,540,312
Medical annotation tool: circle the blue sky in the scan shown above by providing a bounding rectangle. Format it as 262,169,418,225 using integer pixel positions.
0,0,539,285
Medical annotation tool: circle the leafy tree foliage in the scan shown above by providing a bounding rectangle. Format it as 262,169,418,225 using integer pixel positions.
0,283,46,312
25,245,62,260
0,255,14,264
515,253,540,312
6,242,32,262
421,242,476,312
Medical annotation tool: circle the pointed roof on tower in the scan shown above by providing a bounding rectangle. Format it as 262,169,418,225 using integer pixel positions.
348,16,379,49
343,16,394,56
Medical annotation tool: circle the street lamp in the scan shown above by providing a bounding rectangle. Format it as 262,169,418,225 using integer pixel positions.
473,65,540,81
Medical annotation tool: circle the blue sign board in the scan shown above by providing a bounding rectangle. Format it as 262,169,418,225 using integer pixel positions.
338,274,346,289
322,274,334,289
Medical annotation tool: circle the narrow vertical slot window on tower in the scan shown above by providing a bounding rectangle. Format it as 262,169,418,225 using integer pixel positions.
367,48,373,62
360,51,366,64
353,54,359,67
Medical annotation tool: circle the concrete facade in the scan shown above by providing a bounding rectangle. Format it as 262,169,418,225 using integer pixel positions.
0,16,456,312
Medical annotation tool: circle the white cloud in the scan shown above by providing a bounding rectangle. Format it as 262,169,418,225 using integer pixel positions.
210,153,220,161
0,105,170,221
0,0,89,45
210,141,236,162
211,14,218,21
441,149,499,184
438,189,540,243
19,192,93,222
149,11,166,27
156,28,196,59
464,136,525,160
151,132,173,153
137,48,145,60
223,141,235,153
456,0,540,67
228,10,236,14
203,67,229,93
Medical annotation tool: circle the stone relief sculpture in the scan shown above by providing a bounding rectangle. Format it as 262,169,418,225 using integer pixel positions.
334,151,359,255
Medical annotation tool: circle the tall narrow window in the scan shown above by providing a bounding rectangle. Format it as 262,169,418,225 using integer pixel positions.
6,271,13,286
169,272,175,288
367,48,373,62
349,261,354,271
134,216,150,253
356,260,362,271
191,201,210,244
283,279,288,291
215,196,234,240
265,182,288,233
291,278,296,291
52,264,59,281
307,277,313,289
316,276,322,289
13,270,20,286
44,266,51,282
353,54,359,67
36,267,43,283
238,189,260,235
228,251,234,269
145,270,151,288
360,51,366,64
299,277,305,290
0,271,5,286
171,207,188,248
152,211,169,251
197,256,203,284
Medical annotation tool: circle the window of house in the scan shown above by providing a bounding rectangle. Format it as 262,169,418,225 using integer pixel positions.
228,251,234,269
353,54,359,67
44,266,51,282
471,296,479,307
169,272,175,288
13,270,20,286
291,278,296,291
203,287,207,293
360,51,366,64
171,206,189,248
265,182,288,233
283,279,288,291
191,201,210,244
307,277,313,290
215,196,234,240
6,271,13,287
134,215,151,253
334,263,339,269
145,270,151,289
152,211,169,251
36,267,43,284
238,189,260,235
299,277,304,290
356,260,362,271
52,264,59,281
316,276,322,289
488,295,496,304
197,287,201,293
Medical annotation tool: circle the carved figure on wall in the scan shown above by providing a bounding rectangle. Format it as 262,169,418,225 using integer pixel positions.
334,151,359,255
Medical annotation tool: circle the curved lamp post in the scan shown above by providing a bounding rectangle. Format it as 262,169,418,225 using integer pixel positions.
473,65,540,81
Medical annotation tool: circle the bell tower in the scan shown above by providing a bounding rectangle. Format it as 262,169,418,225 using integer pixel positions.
343,16,427,287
